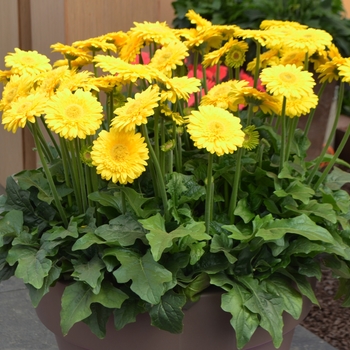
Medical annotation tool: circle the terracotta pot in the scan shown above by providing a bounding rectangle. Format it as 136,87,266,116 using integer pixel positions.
35,282,312,350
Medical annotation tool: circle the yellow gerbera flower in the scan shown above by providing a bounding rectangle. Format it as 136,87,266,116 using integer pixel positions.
130,21,178,46
337,58,350,83
230,87,280,115
94,56,157,83
159,76,201,103
202,39,248,68
186,105,245,156
225,43,248,68
0,74,35,111
234,28,273,47
242,125,260,151
73,36,117,53
260,64,315,99
44,88,103,140
111,86,160,132
50,43,92,61
101,31,129,50
91,129,149,184
2,92,47,133
184,26,224,51
276,93,318,118
5,48,51,75
0,69,13,83
317,56,346,83
118,33,145,63
280,50,306,67
246,49,280,72
57,70,99,92
282,28,333,56
260,20,308,30
149,41,189,73
36,66,70,97
185,9,212,31
89,75,123,93
200,80,249,111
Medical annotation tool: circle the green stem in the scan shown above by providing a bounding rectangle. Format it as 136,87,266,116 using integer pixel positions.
279,97,287,172
285,116,299,161
303,82,327,138
32,125,68,227
205,153,214,233
307,82,344,185
314,123,350,189
141,124,169,220
40,116,61,158
229,147,243,223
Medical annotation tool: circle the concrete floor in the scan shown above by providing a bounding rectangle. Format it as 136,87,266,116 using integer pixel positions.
0,276,337,350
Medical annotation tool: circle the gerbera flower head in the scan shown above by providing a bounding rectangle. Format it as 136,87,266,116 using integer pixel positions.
337,58,350,83
57,69,99,92
247,49,280,73
159,76,201,103
94,56,158,83
200,80,249,111
118,33,145,63
260,20,308,30
224,42,249,68
50,43,93,61
242,125,260,151
186,105,245,156
72,35,117,53
101,31,129,49
130,21,178,46
149,41,189,73
317,57,346,83
44,88,103,140
185,9,212,31
0,73,35,111
111,85,160,132
276,93,319,118
282,28,333,56
91,129,149,184
260,64,315,99
280,49,306,67
5,48,52,75
2,92,47,133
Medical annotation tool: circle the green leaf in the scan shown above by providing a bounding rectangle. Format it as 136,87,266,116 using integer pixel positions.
88,190,123,212
284,200,337,223
16,170,54,204
238,276,284,348
7,246,52,289
119,186,157,218
140,213,209,261
61,280,128,335
113,300,145,331
149,291,186,333
113,250,173,304
71,256,105,293
274,181,314,204
221,282,259,349
210,233,237,264
264,276,303,320
321,188,350,213
83,303,112,339
95,214,146,246
41,218,79,241
27,265,62,307
183,273,210,301
222,225,253,241
256,214,336,243
325,167,350,190
72,232,105,251
0,210,23,247
234,198,255,223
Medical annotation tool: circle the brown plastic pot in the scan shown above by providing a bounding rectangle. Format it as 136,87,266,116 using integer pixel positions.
35,282,312,350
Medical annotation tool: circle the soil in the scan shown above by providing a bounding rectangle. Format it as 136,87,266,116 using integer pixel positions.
301,270,350,350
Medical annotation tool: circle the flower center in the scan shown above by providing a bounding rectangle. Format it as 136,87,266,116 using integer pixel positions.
209,121,224,134
111,144,129,161
280,72,296,83
20,55,36,66
65,104,83,119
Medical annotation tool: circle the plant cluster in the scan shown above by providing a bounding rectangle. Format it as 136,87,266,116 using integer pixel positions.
1,10,350,349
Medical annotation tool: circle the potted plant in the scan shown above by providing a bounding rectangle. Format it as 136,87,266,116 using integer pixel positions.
1,10,350,350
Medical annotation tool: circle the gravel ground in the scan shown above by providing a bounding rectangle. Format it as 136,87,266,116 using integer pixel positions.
301,268,350,349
